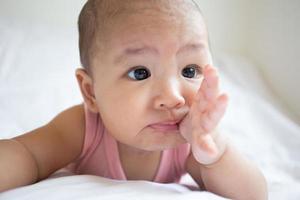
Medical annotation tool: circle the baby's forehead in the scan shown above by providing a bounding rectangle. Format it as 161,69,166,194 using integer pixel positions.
95,0,205,41
79,0,206,71
94,0,202,23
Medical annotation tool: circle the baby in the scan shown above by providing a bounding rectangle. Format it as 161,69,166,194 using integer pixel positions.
0,0,268,199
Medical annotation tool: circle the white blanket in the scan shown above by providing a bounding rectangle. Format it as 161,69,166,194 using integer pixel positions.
0,172,227,200
0,21,300,200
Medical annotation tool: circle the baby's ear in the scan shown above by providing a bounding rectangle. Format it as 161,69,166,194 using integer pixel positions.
75,68,99,113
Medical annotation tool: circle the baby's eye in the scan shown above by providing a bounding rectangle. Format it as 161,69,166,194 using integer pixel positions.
127,66,151,81
181,64,203,79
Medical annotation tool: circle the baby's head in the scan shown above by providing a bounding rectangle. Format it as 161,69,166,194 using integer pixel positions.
76,0,213,151
78,0,211,74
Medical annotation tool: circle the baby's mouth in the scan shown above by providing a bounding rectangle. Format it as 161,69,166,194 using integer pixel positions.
148,120,181,132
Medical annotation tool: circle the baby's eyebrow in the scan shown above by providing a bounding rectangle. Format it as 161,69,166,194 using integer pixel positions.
177,42,205,55
114,46,158,65
113,42,205,65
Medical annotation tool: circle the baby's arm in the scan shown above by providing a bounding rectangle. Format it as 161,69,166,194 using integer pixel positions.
0,104,85,192
181,65,267,199
187,138,268,199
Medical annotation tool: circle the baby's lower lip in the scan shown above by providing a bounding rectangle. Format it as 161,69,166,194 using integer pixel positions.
149,124,179,132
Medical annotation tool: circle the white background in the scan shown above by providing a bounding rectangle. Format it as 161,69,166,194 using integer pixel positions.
198,0,300,124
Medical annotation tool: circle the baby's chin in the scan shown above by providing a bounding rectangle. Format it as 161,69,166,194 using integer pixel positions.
133,133,187,151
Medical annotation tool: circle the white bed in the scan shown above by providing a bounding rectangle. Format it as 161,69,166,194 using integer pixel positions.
1,19,300,200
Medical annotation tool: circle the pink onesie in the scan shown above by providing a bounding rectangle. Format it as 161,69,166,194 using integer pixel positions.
67,103,191,183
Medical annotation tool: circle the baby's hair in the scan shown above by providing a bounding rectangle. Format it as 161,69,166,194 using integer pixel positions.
78,0,206,74
78,0,103,74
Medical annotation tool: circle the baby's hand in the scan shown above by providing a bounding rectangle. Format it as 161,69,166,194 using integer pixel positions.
179,64,228,165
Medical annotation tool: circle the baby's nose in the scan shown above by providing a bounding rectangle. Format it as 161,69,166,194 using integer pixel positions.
153,78,185,110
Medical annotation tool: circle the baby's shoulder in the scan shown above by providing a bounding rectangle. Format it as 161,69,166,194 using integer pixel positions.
49,104,86,148
51,104,85,130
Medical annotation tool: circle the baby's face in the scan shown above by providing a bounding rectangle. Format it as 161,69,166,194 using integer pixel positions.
91,0,211,151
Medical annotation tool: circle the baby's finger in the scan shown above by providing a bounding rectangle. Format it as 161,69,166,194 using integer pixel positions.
202,94,229,131
194,65,218,112
211,94,228,120
197,65,219,102
195,89,208,112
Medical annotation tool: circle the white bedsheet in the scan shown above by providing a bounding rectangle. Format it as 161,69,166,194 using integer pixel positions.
1,22,300,200
0,172,227,200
